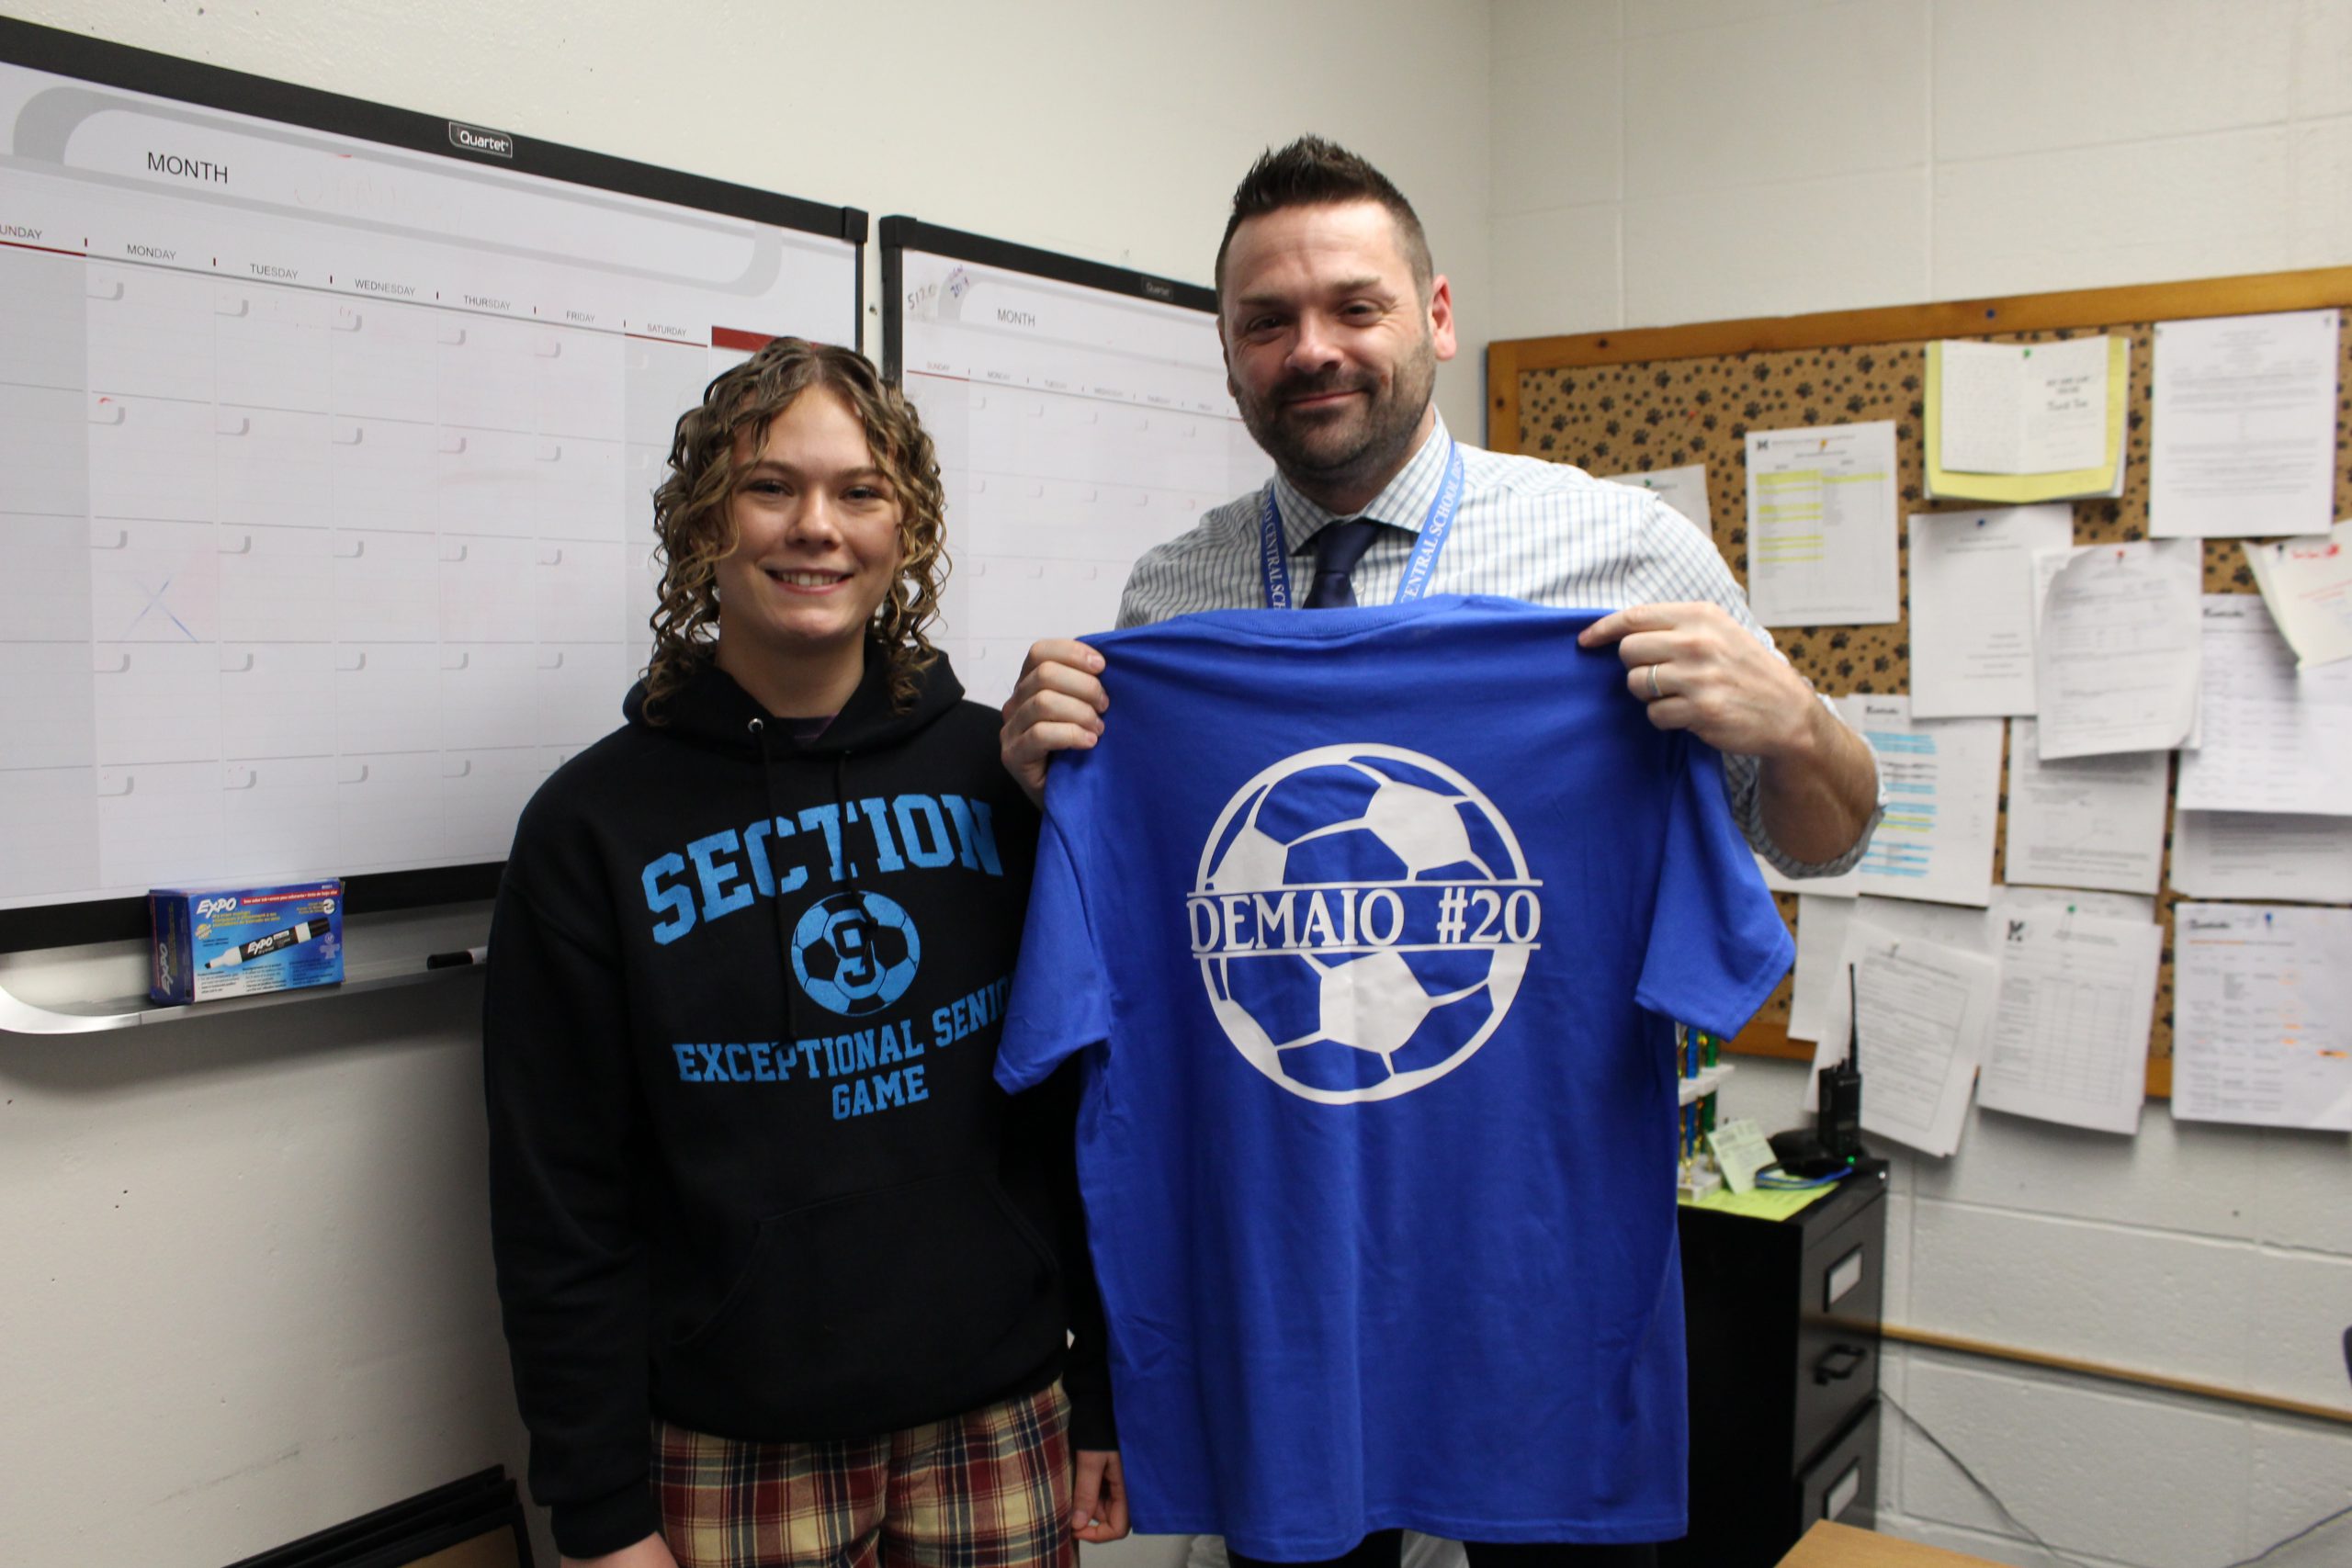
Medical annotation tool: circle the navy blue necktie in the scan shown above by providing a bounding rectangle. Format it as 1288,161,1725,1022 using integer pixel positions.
1302,519,1383,609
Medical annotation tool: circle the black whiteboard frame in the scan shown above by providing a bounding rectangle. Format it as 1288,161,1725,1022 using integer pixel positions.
876,216,1219,389
0,16,867,953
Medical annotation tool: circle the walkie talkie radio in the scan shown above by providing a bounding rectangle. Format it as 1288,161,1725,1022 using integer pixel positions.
1816,963,1866,1159
1770,964,1867,1179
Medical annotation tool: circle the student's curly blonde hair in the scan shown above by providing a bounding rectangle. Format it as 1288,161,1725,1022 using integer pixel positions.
643,338,948,719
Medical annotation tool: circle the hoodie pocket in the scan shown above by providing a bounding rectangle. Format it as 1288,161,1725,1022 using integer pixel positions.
663,1170,1059,1431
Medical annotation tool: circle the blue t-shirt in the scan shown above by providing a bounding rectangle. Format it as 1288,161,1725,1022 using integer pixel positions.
995,596,1792,1558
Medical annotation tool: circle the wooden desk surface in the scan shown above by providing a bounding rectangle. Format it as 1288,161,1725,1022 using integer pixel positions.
1776,1520,2007,1568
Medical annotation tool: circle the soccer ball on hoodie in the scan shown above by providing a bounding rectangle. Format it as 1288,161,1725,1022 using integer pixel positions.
791,889,922,1016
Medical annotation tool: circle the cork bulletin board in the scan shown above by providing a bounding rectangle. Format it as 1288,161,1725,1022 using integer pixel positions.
1487,266,2352,1098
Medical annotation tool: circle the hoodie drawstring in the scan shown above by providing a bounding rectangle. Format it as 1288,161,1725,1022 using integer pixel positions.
747,715,803,1047
750,716,862,1050
832,753,854,894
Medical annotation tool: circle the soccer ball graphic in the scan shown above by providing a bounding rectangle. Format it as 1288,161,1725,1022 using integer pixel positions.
791,889,922,1017
1191,744,1542,1104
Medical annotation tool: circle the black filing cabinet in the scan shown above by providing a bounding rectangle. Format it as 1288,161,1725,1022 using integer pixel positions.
1659,1164,1889,1568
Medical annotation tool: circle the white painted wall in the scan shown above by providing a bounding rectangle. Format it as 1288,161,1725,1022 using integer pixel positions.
1487,4,2352,1565
0,919,529,1563
0,3,1492,1564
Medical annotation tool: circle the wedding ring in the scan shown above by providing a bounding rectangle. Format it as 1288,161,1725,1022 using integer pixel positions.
1645,664,1663,702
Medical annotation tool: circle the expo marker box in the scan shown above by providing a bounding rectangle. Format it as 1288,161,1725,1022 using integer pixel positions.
149,881,345,1004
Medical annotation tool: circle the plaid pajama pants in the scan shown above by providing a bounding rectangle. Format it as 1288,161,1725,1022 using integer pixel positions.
652,1383,1076,1568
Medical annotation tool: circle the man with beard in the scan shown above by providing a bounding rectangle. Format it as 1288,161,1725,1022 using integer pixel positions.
992,137,1882,1568
1002,135,1880,879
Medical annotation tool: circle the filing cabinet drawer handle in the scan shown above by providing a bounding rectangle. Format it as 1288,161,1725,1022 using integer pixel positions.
1815,1344,1868,1384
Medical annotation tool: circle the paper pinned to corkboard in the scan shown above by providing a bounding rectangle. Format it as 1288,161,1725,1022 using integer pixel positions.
1487,268,2352,1096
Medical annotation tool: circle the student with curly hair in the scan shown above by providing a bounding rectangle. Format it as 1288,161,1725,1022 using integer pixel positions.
483,337,1122,1568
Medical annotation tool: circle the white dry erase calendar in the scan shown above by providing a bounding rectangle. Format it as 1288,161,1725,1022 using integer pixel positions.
881,219,1272,708
0,19,862,945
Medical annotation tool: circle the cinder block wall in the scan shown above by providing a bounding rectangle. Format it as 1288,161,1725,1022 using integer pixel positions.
1722,1057,2349,1568
1487,5,2352,1564
1486,0,2352,342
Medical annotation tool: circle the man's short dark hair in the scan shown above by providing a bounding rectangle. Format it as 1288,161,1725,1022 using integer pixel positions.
1214,136,1433,303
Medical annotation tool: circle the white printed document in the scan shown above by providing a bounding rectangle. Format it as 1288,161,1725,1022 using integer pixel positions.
1602,462,1711,532
2031,541,2202,760
2173,904,2352,1131
1757,850,1860,899
2170,808,2352,903
1978,909,2160,1134
1907,504,2076,717
2176,596,2352,817
1744,423,1899,626
2002,718,2169,895
1791,893,1995,1043
1753,702,1876,895
2151,310,2340,539
1788,893,1853,1042
1793,886,2152,1047
1814,920,1998,1157
1988,885,2159,927
1838,696,2003,906
1938,337,2112,475
2245,521,2352,667
1706,1118,1778,1195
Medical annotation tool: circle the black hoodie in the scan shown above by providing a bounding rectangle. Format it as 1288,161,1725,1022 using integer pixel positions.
484,647,1108,1559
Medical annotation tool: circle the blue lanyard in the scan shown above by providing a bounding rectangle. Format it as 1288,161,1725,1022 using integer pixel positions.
1257,441,1465,609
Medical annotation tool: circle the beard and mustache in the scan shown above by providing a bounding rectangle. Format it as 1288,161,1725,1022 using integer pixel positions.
1231,326,1441,494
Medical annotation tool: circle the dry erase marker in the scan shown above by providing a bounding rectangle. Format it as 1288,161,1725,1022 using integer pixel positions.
205,919,320,969
426,946,489,969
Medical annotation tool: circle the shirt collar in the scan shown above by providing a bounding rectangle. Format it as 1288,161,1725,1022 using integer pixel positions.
1270,409,1453,553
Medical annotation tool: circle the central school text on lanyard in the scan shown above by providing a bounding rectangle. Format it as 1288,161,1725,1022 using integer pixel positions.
1257,441,1466,609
